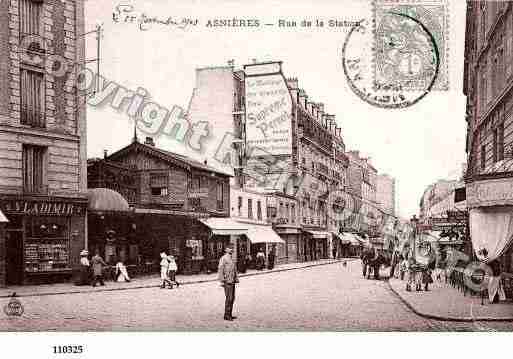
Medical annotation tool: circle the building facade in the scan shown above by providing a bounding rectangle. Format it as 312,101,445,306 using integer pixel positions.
187,61,351,262
464,1,513,277
87,137,232,274
0,0,87,286
377,174,396,217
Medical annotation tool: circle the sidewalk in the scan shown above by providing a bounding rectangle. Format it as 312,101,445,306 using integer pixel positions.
0,258,346,298
388,277,513,322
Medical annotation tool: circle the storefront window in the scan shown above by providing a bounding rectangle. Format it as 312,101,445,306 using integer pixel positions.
186,239,204,260
25,217,71,273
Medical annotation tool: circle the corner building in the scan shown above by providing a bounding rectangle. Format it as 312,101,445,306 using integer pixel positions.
0,0,87,286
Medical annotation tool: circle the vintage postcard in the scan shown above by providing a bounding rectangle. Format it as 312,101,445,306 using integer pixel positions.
1,0,513,345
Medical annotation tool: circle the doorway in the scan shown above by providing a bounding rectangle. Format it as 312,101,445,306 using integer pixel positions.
6,230,24,285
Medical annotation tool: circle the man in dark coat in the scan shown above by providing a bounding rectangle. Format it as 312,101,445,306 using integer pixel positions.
218,246,239,321
267,246,276,270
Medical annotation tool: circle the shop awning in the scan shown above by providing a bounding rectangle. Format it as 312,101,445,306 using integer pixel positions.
470,207,513,263
304,230,330,239
244,224,284,244
340,232,361,245
199,218,248,236
0,209,8,223
87,188,130,212
332,232,350,244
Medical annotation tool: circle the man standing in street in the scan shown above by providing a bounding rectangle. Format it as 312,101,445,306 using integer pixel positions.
218,246,239,321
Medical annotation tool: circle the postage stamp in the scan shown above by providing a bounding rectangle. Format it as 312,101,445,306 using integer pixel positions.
372,0,449,91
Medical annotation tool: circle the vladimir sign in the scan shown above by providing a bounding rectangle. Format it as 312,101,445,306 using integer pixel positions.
244,62,293,157
466,178,513,208
1,199,85,216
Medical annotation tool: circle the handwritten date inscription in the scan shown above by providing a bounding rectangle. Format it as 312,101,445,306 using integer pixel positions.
113,4,199,31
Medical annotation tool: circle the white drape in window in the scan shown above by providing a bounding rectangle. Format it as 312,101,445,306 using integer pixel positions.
470,206,513,263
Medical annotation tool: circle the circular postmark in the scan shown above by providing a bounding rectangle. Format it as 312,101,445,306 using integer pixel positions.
341,13,440,109
3,293,24,317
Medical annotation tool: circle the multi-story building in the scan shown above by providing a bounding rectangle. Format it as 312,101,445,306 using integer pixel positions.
419,179,462,221
346,151,381,237
87,136,232,275
187,61,350,262
0,0,87,286
464,1,513,276
377,174,396,217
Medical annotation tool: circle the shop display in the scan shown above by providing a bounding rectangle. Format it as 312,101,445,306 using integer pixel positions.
25,242,70,273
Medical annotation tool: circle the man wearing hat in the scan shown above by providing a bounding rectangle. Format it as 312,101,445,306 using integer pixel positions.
218,246,239,321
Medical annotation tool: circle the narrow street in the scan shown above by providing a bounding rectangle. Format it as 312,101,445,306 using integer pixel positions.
2,261,512,331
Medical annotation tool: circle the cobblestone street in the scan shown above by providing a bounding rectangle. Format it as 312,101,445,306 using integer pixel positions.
2,261,513,331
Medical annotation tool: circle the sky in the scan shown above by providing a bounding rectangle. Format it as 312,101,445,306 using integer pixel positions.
83,0,468,219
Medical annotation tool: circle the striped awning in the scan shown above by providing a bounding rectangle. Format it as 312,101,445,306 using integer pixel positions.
87,188,130,212
199,218,248,236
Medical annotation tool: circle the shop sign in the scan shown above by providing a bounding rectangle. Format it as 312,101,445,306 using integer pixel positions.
446,210,467,222
1,199,85,216
244,62,293,157
467,178,513,208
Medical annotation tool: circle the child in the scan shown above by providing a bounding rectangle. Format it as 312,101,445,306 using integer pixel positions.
167,254,180,289
422,268,433,291
160,252,172,289
115,260,131,282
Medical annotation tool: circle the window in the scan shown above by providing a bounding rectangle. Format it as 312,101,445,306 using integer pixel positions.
150,173,168,197
498,122,504,161
481,144,486,170
291,204,295,224
216,182,224,209
22,144,46,193
257,200,262,220
20,0,42,36
20,69,45,127
238,196,242,216
248,198,253,219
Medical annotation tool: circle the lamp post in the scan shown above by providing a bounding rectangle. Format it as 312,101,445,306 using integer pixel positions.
410,215,418,263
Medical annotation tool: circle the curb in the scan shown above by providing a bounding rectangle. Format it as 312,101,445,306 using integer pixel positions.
1,259,351,299
386,279,513,322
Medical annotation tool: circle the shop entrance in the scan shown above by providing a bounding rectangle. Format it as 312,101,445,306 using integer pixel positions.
6,230,23,285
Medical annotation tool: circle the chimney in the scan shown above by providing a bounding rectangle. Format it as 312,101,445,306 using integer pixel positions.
103,149,108,159
317,103,325,123
287,78,299,104
144,137,155,146
298,89,308,109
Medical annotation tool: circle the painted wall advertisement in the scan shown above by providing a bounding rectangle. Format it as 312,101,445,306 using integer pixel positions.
244,62,293,157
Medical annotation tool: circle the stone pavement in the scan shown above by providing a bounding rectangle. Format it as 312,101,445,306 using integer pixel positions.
389,276,513,321
0,258,346,298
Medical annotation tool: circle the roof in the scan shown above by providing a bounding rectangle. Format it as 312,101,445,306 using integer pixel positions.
107,141,232,177
87,188,130,212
